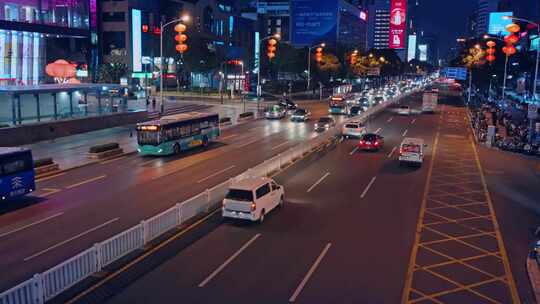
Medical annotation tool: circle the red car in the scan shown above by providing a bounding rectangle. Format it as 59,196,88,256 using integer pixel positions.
358,133,384,151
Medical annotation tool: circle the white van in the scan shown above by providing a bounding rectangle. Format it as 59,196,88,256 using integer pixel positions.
398,138,426,166
222,177,284,223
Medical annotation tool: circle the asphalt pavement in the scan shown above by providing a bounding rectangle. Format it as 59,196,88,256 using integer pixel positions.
0,100,338,291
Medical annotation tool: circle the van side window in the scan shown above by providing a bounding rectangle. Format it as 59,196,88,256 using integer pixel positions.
256,183,271,199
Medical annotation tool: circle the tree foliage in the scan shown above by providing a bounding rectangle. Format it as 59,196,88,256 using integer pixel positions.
97,62,128,83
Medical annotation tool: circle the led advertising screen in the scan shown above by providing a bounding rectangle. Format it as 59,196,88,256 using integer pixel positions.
531,35,539,51
488,12,513,36
407,35,417,62
418,44,427,62
132,9,142,72
291,0,338,46
389,0,407,49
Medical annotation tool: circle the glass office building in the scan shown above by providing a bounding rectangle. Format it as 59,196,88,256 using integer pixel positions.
0,0,96,85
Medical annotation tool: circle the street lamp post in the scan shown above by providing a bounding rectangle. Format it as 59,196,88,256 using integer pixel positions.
307,43,325,94
484,35,511,100
159,15,189,114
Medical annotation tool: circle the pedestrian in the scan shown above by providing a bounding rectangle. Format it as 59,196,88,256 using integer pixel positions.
152,97,156,109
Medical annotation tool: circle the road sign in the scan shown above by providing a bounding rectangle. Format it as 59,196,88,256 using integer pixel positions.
442,67,467,81
528,104,538,119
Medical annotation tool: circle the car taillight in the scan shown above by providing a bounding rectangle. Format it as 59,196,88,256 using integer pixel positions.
359,140,365,145
374,141,379,146
250,203,256,211
399,148,403,155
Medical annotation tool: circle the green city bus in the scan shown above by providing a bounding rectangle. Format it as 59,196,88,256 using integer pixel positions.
136,112,220,156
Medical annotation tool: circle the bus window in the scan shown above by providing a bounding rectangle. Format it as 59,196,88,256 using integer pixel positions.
191,122,200,135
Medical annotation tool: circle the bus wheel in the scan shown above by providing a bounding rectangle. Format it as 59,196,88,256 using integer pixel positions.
202,136,209,148
173,143,180,154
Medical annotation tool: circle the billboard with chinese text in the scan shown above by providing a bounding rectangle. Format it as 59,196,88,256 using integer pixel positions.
291,0,338,46
389,0,407,49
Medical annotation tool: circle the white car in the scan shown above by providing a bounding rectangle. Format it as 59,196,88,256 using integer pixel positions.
342,121,366,138
397,105,411,115
222,177,284,223
399,138,426,167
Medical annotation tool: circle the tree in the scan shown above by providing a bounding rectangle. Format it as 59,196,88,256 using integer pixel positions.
97,62,128,83
315,53,342,84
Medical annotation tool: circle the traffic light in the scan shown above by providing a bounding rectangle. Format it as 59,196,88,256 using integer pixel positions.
267,38,278,59
174,23,188,54
315,47,323,62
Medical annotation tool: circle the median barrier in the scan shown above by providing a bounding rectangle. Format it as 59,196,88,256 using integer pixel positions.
34,159,60,177
219,117,232,127
237,112,254,122
0,89,412,304
87,143,123,160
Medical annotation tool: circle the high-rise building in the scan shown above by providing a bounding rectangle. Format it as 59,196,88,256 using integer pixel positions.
367,0,390,49
474,0,499,37
0,0,97,85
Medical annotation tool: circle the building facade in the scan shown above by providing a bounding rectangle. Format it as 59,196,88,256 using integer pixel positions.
0,0,97,85
474,0,499,37
367,0,390,49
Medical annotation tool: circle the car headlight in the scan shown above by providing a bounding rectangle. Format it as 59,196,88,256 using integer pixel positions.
325,124,329,128
315,123,319,128
158,149,163,153
328,109,332,113
137,148,141,152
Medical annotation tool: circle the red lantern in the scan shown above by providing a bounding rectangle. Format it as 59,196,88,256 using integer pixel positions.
268,38,277,46
504,34,519,44
176,44,188,53
486,41,496,48
486,55,496,62
486,48,496,55
268,46,276,52
174,23,186,33
175,34,188,42
316,47,323,53
503,45,516,56
506,23,520,33
267,52,275,59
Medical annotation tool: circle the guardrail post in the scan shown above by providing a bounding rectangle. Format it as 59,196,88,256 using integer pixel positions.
205,189,211,211
141,220,149,246
278,154,282,170
176,203,183,225
32,273,44,304
93,243,103,272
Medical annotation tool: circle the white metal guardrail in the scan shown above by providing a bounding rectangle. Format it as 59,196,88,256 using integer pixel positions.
0,90,412,304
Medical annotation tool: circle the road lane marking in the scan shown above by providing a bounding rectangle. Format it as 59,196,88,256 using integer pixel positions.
0,212,64,238
375,128,382,134
36,172,66,182
100,155,127,165
402,129,408,137
387,146,397,158
221,134,238,140
197,165,236,183
24,217,119,261
349,146,359,155
38,187,62,197
411,118,417,124
387,117,394,123
198,233,261,287
65,175,107,189
360,176,377,199
237,139,260,148
272,141,290,150
289,243,332,302
307,172,330,193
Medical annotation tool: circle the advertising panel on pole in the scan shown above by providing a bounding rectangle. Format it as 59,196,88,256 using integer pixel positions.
291,0,338,46
131,9,142,72
488,12,513,36
389,0,407,49
418,44,427,62
407,35,417,62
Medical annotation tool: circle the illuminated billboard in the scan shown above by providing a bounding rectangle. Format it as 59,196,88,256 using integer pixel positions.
418,44,427,62
291,0,338,46
407,35,417,62
132,9,142,72
488,12,513,36
531,35,539,51
389,0,407,49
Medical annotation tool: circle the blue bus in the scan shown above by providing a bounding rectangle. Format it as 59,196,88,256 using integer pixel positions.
0,147,36,200
136,112,220,156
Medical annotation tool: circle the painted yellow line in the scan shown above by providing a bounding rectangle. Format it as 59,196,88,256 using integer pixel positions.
36,172,66,182
64,209,221,304
221,134,238,140
65,175,107,190
39,188,62,197
401,131,440,304
469,131,521,303
100,155,127,165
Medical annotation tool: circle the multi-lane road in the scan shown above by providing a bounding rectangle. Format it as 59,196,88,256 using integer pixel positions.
2,92,539,304
56,93,535,304
0,100,338,291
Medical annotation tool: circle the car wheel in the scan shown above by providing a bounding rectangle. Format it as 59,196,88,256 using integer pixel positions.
173,143,181,154
258,210,265,224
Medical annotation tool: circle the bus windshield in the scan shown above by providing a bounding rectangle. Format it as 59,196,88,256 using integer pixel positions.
137,130,160,146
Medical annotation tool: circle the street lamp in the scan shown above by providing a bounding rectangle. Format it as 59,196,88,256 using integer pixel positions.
504,15,540,100
159,14,190,114
307,42,325,92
